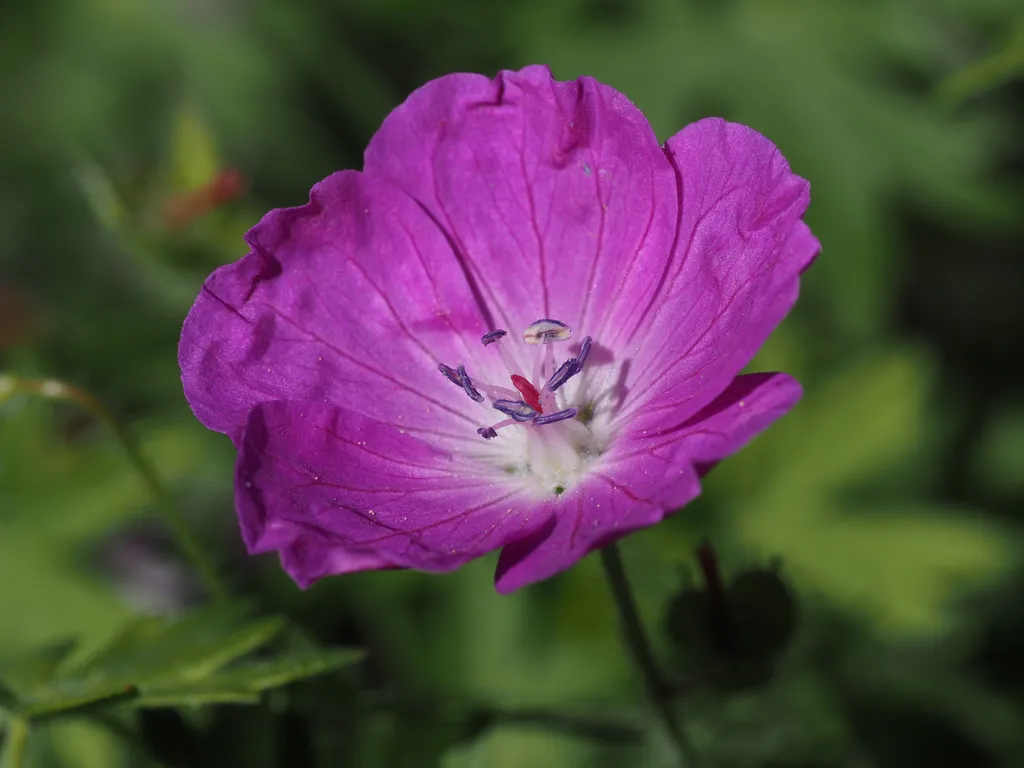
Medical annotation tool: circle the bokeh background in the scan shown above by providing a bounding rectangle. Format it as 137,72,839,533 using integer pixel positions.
2,0,1023,765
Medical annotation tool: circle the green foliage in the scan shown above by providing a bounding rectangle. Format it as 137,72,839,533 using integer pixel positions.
707,347,1017,634
0,606,362,726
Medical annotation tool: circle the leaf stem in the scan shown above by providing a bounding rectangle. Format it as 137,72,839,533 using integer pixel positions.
0,717,29,768
0,374,229,602
600,543,700,766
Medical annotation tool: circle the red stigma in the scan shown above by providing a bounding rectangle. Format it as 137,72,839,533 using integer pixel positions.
510,374,543,413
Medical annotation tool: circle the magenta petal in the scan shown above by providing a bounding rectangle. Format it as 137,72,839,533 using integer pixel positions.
494,373,802,593
278,530,398,589
235,400,555,586
364,65,679,340
617,119,820,433
179,171,493,444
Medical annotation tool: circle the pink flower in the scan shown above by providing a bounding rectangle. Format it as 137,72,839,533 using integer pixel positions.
179,65,819,593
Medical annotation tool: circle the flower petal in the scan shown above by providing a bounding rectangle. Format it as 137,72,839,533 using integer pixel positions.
494,373,802,593
613,119,819,433
235,399,556,586
179,171,496,444
363,65,679,341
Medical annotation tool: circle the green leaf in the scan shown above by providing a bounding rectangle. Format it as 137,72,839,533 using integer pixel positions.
937,17,1024,104
133,684,261,708
205,647,366,691
0,678,17,712
67,605,286,687
710,351,1017,634
17,681,139,720
132,647,366,708
0,640,76,700
166,103,220,192
4,606,288,720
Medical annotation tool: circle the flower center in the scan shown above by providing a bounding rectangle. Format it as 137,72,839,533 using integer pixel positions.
438,319,598,495
439,319,592,440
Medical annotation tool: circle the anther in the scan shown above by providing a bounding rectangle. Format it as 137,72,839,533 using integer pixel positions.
523,319,571,345
533,407,578,426
439,362,484,403
477,426,498,439
543,335,594,393
481,329,507,346
457,364,484,403
439,363,462,387
545,359,577,393
576,336,592,369
492,399,538,422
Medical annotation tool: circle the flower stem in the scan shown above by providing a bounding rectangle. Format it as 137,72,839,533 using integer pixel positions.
600,543,700,767
0,717,29,768
0,374,229,602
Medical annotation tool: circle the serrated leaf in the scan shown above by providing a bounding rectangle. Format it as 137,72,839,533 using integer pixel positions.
207,647,366,690
68,606,285,688
133,685,261,708
17,681,138,720
132,646,365,709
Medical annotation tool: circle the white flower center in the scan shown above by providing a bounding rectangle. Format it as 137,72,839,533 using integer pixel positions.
438,319,611,497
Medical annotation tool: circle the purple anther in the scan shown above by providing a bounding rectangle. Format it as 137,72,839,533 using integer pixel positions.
477,426,498,439
545,358,577,393
492,399,538,422
576,336,593,370
533,407,578,426
456,364,484,403
523,318,571,345
481,329,507,346
439,363,463,387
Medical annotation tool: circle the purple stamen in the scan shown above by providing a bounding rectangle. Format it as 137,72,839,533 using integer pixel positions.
477,426,498,439
492,399,538,422
544,335,594,393
439,363,462,387
457,364,484,403
439,362,484,403
533,407,578,426
481,329,507,346
576,336,592,369
545,358,577,393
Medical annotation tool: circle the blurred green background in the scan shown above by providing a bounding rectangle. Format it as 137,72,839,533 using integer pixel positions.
2,0,1023,765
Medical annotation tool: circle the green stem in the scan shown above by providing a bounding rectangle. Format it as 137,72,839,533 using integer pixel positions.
600,543,700,767
0,374,228,602
0,718,29,768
